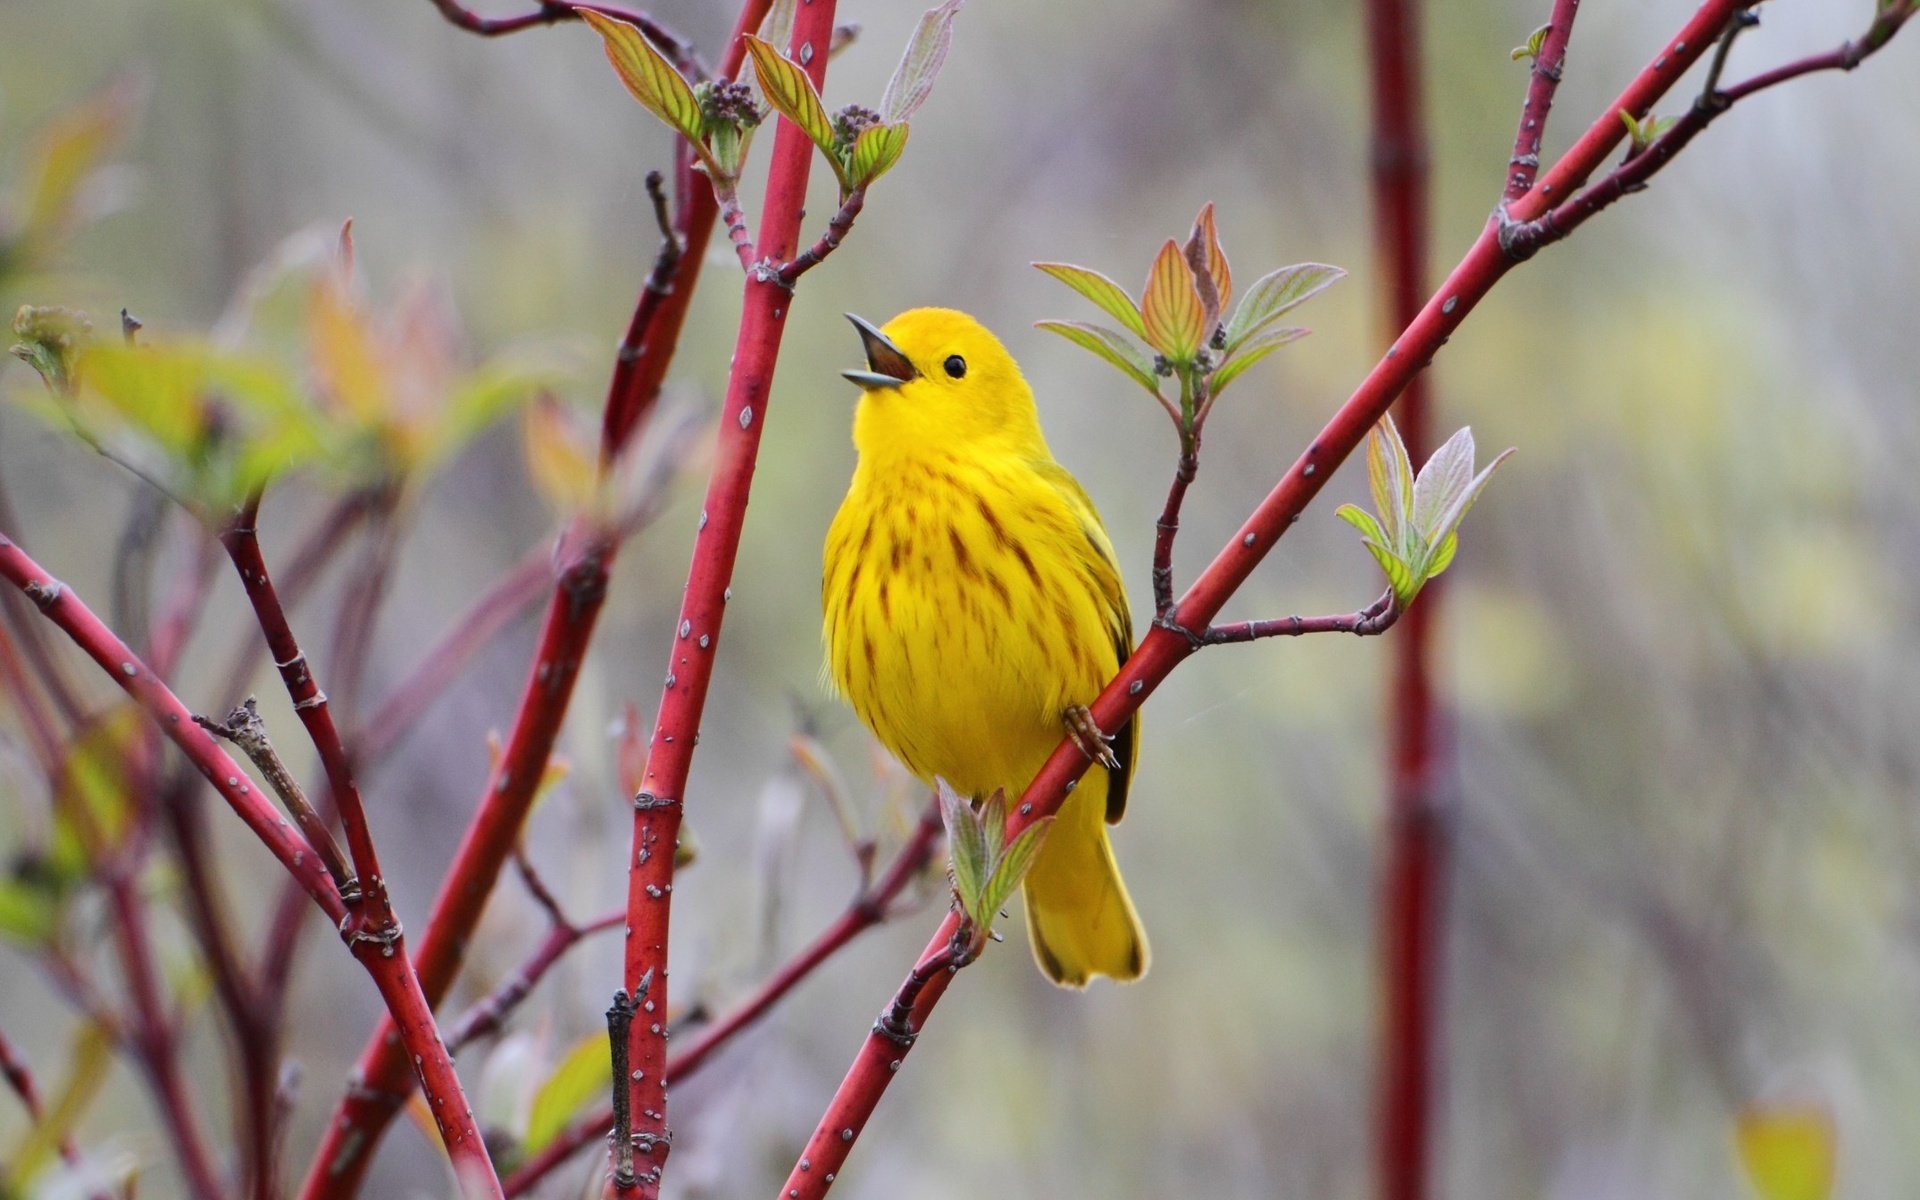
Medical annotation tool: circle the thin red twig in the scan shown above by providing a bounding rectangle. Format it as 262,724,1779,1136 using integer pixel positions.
778,187,867,286
616,3,842,1193
444,911,625,1054
426,0,705,77
1201,590,1398,643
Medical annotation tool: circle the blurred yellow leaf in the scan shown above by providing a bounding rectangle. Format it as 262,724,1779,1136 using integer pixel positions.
51,706,145,876
308,275,392,429
15,80,140,252
524,1032,611,1154
521,396,599,514
1735,1105,1836,1200
4,1019,114,1188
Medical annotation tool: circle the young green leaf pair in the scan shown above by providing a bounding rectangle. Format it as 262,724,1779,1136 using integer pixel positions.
1337,415,1513,610
938,783,1050,952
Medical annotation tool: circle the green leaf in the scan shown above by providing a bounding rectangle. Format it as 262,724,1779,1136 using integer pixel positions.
1425,445,1514,555
1032,263,1148,341
978,790,1008,865
1209,325,1308,393
881,0,966,124
1364,541,1421,609
1511,23,1551,62
1335,503,1387,550
1364,415,1415,551
50,708,143,878
848,122,910,187
0,877,58,945
938,780,988,925
419,355,555,472
742,35,842,178
1223,263,1346,353
580,10,706,144
978,817,1050,924
524,1032,612,1155
1411,425,1476,536
8,1020,113,1186
1141,239,1207,361
1034,320,1160,394
1423,530,1458,579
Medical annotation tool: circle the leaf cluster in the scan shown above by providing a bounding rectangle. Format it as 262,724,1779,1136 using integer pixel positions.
583,0,963,200
1336,414,1512,609
938,783,1049,952
1035,204,1345,439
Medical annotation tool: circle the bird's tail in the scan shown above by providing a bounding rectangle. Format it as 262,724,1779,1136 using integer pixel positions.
1021,774,1148,988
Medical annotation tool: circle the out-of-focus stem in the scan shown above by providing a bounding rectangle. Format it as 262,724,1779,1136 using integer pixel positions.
1364,1,1442,1199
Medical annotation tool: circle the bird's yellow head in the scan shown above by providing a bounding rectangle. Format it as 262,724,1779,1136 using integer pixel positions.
842,308,1047,462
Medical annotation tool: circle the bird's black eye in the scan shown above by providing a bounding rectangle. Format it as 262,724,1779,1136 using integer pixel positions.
943,354,967,379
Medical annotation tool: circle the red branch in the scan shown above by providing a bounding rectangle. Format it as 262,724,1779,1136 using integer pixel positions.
1505,0,1582,200
1364,1,1442,1198
615,3,842,1193
0,534,505,1191
295,6,768,1195
0,536,345,918
498,804,943,1198
774,5,1763,1194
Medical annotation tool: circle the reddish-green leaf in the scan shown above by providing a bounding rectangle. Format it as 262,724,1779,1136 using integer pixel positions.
848,122,910,187
580,10,705,143
1034,320,1160,394
880,0,966,124
1183,202,1233,321
743,35,840,167
1032,263,1148,341
1140,239,1207,361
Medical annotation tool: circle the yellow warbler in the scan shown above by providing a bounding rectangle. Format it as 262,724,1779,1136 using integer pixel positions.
822,308,1147,987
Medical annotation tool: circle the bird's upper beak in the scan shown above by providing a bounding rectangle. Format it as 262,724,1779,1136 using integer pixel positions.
842,313,919,391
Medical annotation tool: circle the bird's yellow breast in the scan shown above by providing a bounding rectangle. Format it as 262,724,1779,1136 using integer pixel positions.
823,449,1120,798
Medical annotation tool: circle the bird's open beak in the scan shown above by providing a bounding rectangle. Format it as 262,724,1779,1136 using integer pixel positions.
842,313,918,391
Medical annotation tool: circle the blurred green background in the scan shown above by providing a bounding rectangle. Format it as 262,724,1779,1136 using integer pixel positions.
2,0,1918,1197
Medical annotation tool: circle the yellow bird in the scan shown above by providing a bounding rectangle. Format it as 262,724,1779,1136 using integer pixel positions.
822,307,1148,987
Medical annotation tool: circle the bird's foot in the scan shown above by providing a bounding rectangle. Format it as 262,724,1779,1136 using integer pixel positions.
1062,705,1121,771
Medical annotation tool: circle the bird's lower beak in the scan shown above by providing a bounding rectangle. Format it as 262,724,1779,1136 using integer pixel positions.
842,313,919,391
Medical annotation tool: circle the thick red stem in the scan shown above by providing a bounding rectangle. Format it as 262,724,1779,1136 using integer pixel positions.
615,5,840,1195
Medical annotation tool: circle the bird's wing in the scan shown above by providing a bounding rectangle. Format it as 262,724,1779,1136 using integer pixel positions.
1033,460,1138,824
